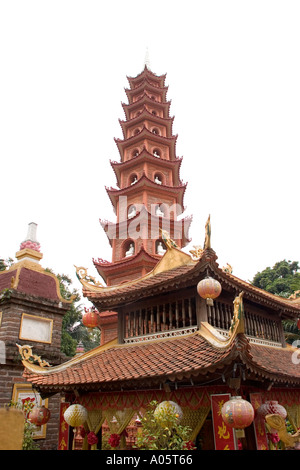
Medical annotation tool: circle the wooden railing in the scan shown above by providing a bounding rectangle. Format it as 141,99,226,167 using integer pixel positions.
207,301,282,344
123,296,282,346
123,296,197,343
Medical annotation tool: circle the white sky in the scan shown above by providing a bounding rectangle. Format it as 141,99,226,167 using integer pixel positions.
1,1,299,306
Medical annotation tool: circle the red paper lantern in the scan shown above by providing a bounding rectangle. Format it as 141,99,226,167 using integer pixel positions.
221,396,254,438
197,277,222,305
257,401,287,419
28,405,51,426
82,309,99,329
297,318,300,330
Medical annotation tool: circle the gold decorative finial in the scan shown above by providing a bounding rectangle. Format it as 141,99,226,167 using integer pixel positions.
203,215,211,249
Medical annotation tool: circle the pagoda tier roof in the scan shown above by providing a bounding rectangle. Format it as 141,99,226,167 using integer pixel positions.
20,306,300,396
93,245,160,284
99,207,192,248
78,246,300,318
124,82,169,104
115,126,177,161
105,174,187,214
126,65,166,89
122,96,171,121
119,106,174,139
110,150,183,187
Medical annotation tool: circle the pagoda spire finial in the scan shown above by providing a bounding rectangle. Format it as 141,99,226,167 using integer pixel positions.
16,222,43,263
144,47,151,70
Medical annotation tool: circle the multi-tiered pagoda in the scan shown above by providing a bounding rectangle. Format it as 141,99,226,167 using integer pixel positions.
94,66,191,286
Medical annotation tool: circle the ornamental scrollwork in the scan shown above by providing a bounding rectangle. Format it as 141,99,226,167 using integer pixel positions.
189,245,204,260
16,344,50,368
75,266,103,287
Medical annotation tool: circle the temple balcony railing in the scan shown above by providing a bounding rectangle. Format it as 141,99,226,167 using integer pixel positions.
123,295,197,343
122,296,283,347
207,300,283,347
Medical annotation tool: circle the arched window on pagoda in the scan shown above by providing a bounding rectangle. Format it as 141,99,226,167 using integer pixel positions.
152,127,160,135
155,203,165,217
153,148,161,158
132,148,139,158
123,240,135,258
128,205,136,219
154,172,163,185
155,239,167,256
129,173,138,186
134,127,141,136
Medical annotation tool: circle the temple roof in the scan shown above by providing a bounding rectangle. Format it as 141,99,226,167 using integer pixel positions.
20,314,300,396
78,244,300,317
19,237,300,395
0,261,69,304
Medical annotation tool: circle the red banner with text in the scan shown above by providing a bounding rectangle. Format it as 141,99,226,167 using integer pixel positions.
211,394,237,450
250,393,268,450
58,402,70,450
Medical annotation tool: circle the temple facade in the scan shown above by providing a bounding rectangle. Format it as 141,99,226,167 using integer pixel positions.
18,67,300,451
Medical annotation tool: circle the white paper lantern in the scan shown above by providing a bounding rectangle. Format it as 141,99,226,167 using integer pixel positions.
64,404,88,427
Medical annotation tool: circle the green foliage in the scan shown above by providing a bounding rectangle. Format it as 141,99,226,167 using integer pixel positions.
54,272,100,356
0,258,14,271
135,401,195,450
251,260,300,344
252,260,300,298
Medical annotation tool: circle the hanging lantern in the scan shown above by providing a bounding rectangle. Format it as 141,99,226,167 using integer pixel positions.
154,401,183,427
64,404,88,427
82,309,99,329
297,318,300,330
221,396,254,438
28,405,51,426
257,401,287,420
197,277,222,306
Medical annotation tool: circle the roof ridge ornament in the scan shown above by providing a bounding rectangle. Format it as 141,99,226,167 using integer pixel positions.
203,215,211,250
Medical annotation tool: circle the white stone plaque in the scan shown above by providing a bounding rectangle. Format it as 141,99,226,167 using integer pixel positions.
19,314,53,343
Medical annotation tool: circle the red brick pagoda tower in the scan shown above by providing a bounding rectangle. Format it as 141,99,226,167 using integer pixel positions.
94,66,192,287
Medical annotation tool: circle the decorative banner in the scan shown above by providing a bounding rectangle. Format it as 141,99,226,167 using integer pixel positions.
58,402,70,450
211,394,236,450
250,393,268,450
